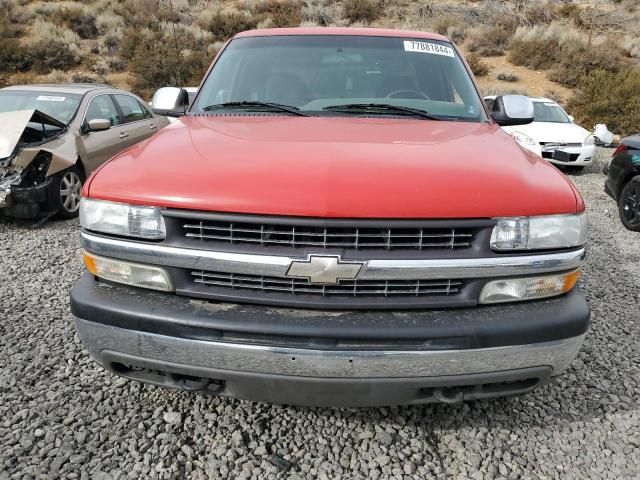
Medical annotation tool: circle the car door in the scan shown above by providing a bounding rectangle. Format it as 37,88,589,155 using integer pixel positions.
77,94,127,174
112,94,159,149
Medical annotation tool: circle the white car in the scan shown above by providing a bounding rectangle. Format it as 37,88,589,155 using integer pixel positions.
485,96,596,170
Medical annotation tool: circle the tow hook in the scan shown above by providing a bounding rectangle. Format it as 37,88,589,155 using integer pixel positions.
432,388,464,404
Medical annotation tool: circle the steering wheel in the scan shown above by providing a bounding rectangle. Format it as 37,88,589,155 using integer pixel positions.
386,89,430,100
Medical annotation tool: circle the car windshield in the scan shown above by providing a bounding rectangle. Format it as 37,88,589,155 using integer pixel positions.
192,35,486,122
533,101,570,123
0,91,82,125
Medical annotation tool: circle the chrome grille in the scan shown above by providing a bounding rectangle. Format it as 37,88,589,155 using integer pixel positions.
191,270,463,297
182,221,473,250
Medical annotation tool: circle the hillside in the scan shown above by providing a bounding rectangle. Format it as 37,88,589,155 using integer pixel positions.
1,0,639,134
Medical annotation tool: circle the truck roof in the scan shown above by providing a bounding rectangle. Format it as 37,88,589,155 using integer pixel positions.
234,27,450,43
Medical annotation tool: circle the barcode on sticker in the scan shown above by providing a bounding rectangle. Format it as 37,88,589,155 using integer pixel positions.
37,95,66,102
403,41,454,57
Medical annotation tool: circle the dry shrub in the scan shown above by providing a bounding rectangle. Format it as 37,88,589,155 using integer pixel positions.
431,14,467,42
343,0,383,24
621,35,640,59
516,1,557,26
567,68,640,137
50,6,98,39
46,69,72,84
507,23,569,69
0,10,27,71
301,0,337,26
96,13,124,35
128,29,214,98
466,25,510,56
26,20,83,73
10,71,39,85
253,0,303,27
466,53,489,77
198,8,259,40
496,71,518,82
548,40,622,88
508,23,622,88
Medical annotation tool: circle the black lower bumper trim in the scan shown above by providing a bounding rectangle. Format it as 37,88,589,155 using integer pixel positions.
71,272,590,350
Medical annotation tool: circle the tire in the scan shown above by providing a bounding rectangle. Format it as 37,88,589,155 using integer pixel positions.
618,176,640,232
50,166,84,219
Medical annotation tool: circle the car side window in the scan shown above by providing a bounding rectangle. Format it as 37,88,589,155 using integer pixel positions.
138,100,153,119
85,95,121,127
113,94,147,123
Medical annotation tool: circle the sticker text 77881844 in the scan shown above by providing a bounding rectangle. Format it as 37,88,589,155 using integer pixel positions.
403,41,455,58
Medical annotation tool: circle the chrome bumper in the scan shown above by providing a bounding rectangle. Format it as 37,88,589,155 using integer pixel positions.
81,231,586,281
76,317,585,379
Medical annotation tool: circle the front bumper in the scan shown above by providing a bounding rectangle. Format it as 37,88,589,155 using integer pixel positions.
0,179,51,219
543,145,595,166
71,273,590,406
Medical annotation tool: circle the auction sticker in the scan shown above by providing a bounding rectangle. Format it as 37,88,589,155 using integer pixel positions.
403,41,454,57
37,95,66,102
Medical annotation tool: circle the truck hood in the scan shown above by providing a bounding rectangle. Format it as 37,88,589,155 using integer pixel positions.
0,109,66,160
502,122,590,144
87,115,580,218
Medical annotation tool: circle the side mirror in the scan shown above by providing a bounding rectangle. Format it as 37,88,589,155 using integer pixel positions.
568,115,575,123
86,118,111,132
151,87,190,117
491,95,534,127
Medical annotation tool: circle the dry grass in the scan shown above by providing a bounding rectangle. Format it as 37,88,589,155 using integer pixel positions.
568,68,640,136
343,0,383,24
466,25,510,56
466,53,489,77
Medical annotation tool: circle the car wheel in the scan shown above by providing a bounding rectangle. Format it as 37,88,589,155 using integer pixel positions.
51,167,84,219
618,176,640,231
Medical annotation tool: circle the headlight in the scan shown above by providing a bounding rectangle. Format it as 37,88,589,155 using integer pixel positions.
509,131,537,147
83,251,173,291
490,213,587,251
584,134,595,146
80,198,166,240
480,269,580,304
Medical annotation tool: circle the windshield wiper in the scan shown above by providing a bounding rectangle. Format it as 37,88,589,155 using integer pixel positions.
202,101,311,117
323,103,439,120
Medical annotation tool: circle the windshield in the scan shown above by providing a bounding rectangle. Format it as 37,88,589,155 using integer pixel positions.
192,35,486,121
533,101,570,123
0,91,82,125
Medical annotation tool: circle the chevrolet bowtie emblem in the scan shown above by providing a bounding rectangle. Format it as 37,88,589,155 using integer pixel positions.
286,255,363,285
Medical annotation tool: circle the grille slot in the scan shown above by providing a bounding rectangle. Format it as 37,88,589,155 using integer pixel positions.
183,221,473,250
191,270,463,298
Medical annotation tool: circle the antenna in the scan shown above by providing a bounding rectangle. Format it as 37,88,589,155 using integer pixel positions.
167,0,187,113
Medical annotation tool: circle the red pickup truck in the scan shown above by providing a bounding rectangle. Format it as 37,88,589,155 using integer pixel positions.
71,28,589,407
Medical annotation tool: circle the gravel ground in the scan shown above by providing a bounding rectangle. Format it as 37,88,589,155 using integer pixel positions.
1,147,639,480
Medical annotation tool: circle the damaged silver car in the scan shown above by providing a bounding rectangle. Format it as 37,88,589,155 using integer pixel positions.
0,84,170,221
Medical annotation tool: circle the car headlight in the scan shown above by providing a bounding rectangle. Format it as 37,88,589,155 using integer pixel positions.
509,131,537,147
584,134,595,146
480,269,580,304
80,198,166,240
490,213,587,250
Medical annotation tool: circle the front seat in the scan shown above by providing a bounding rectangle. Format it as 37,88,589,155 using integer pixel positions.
264,72,309,106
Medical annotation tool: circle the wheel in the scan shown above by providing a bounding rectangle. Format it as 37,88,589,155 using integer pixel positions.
618,176,640,231
50,166,84,219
